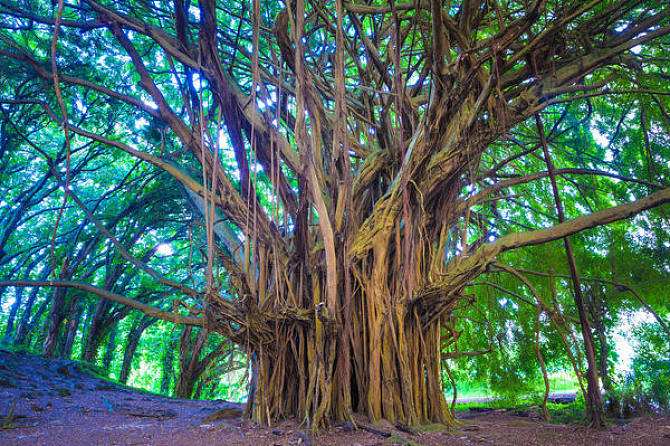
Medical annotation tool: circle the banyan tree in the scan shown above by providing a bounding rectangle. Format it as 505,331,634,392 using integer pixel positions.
1,0,670,429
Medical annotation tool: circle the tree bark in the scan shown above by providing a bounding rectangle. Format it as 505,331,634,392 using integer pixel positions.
119,317,155,384
588,286,612,393
174,326,208,398
62,299,83,359
231,227,455,428
102,324,117,372
246,295,453,427
5,261,41,342
14,267,51,346
43,287,68,358
173,326,228,399
82,299,109,362
161,333,177,394
3,286,25,343
15,297,48,347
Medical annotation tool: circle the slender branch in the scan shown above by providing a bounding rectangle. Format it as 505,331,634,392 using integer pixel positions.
0,280,204,326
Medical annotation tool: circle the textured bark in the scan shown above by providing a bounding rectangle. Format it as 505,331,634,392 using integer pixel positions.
160,334,177,395
82,299,109,362
227,218,458,427
62,299,83,359
174,326,208,398
43,287,67,358
119,317,155,384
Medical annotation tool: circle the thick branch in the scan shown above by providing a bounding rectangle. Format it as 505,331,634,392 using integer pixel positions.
413,187,670,323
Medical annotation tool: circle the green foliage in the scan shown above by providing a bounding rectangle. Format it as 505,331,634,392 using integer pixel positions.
607,322,670,417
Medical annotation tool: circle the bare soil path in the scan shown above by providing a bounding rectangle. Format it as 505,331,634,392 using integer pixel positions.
1,348,669,445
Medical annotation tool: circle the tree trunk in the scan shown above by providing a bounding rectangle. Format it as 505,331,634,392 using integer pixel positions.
213,225,457,428
5,262,40,342
82,299,109,362
119,317,155,384
175,368,197,399
588,286,612,393
62,299,83,359
174,326,208,398
3,286,24,343
14,267,51,345
249,317,451,427
43,287,68,357
102,325,117,372
161,334,177,394
193,379,204,400
15,297,48,347
536,115,605,427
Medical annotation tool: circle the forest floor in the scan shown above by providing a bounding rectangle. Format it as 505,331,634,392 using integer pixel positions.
1,348,669,446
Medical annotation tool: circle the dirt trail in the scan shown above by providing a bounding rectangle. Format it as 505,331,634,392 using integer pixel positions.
1,348,669,445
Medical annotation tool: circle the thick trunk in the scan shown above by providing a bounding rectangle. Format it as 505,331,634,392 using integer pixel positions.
82,299,109,362
235,227,455,428
119,317,155,384
43,287,67,357
208,192,463,428
62,300,83,359
174,326,208,398
174,369,197,399
250,317,451,427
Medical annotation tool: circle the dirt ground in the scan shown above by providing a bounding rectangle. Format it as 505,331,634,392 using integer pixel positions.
1,348,669,446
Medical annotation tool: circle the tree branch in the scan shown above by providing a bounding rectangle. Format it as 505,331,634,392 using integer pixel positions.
413,187,670,324
0,280,204,326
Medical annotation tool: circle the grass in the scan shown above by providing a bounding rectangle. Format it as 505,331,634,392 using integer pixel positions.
444,371,579,401
0,342,33,355
444,381,491,399
545,401,587,424
385,434,422,446
415,423,451,433
452,394,588,425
